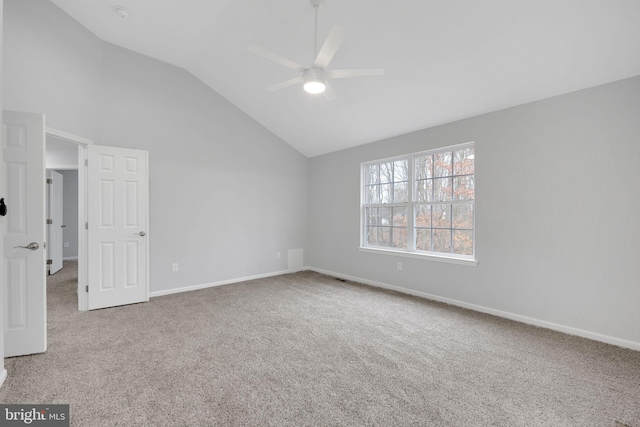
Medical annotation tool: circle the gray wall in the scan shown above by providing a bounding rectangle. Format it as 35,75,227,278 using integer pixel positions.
3,1,102,139
4,0,308,293
308,75,640,346
58,170,78,259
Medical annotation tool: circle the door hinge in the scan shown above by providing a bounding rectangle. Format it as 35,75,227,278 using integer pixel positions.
85,222,88,230
85,159,88,167
46,259,53,265
86,285,89,293
46,219,53,225
46,178,53,184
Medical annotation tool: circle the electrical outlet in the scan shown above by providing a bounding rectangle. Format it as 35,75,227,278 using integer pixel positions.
63,242,70,248
397,261,403,271
276,252,281,259
172,263,179,272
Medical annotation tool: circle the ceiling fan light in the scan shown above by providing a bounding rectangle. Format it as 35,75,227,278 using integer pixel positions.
304,79,326,94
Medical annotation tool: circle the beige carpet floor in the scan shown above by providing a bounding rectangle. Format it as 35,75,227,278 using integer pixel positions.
1,260,639,426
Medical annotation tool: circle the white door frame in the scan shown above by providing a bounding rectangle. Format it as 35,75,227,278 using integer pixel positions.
46,127,92,311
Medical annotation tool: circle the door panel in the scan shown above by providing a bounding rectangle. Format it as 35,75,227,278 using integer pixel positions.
3,110,47,357
88,145,148,310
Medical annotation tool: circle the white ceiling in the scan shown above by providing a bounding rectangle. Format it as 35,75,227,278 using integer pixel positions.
49,0,640,157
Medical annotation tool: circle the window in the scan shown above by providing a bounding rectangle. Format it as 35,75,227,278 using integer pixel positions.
362,143,475,263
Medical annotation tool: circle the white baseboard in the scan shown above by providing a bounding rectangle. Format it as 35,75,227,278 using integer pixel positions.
0,368,7,389
149,268,301,298
307,267,640,352
63,256,78,261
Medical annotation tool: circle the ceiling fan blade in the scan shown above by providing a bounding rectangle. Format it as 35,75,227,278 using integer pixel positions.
266,76,304,92
313,26,347,69
323,83,337,101
328,69,385,79
248,45,306,73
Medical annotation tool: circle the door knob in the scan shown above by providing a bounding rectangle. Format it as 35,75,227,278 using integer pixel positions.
14,242,39,250
138,231,146,237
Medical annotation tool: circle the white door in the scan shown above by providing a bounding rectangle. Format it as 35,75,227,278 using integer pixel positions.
47,170,64,275
2,110,47,357
87,145,149,310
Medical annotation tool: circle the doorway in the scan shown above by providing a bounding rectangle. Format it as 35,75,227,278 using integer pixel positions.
45,128,91,311
45,169,78,272
45,135,79,310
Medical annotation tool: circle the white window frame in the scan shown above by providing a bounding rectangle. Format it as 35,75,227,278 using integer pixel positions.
360,142,477,266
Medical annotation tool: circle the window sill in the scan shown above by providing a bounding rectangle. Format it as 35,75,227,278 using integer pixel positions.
359,247,478,267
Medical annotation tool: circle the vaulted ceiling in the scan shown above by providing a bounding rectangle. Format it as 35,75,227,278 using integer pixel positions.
49,0,640,157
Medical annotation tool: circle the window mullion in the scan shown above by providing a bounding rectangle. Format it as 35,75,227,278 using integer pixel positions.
407,156,415,252
449,204,453,254
389,162,395,204
449,153,455,253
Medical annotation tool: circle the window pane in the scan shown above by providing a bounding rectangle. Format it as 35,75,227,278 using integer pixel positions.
378,227,392,247
366,164,379,185
433,229,452,253
394,160,408,181
432,204,451,228
366,184,379,204
379,162,393,183
453,147,474,176
453,230,473,255
392,227,407,249
453,176,474,201
380,183,392,204
379,207,391,226
434,151,453,177
433,178,453,202
415,179,432,202
453,204,473,229
393,182,408,203
415,228,432,252
415,205,431,227
392,207,407,227
366,207,379,226
415,155,432,180
392,207,407,249
366,227,377,246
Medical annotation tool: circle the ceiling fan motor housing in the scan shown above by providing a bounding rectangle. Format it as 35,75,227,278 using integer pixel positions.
304,67,326,82
303,67,327,94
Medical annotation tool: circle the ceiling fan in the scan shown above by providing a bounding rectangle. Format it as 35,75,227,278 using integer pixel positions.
248,0,384,99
